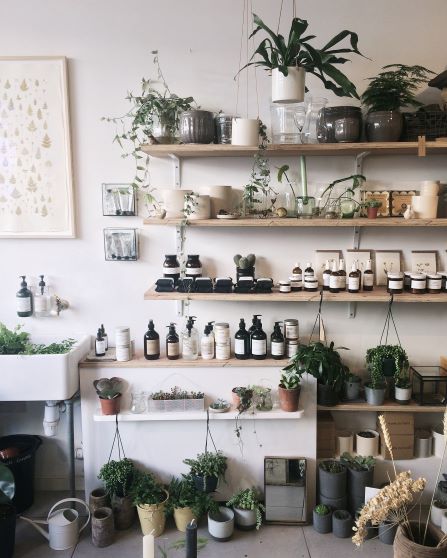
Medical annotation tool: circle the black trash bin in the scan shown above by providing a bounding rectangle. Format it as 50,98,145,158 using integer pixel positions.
0,435,42,513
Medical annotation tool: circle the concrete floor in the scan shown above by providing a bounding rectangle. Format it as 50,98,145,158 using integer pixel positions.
13,492,393,558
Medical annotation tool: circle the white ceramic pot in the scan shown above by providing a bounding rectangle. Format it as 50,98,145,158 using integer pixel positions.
412,195,438,219
420,180,440,196
208,507,234,541
233,507,256,530
395,386,412,404
195,185,233,217
356,430,379,457
431,503,447,527
432,425,445,457
337,431,354,455
231,118,259,146
272,67,305,103
441,510,447,534
187,194,211,220
160,189,192,219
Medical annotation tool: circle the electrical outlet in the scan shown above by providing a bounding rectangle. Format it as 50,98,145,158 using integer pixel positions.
75,447,83,460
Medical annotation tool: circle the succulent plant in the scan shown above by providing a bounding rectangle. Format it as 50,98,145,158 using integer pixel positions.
234,254,256,269
93,377,123,399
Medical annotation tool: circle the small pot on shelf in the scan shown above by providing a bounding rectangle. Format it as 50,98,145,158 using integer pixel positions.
364,383,386,406
395,385,412,405
367,206,379,219
356,430,379,457
99,395,121,416
345,376,361,400
365,110,403,142
317,383,339,407
278,385,300,412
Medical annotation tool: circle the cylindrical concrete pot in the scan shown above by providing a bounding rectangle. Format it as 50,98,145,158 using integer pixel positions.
272,67,305,103
431,501,447,527
112,494,135,530
432,425,445,457
231,118,259,146
345,378,361,400
347,466,374,500
337,431,354,455
412,195,439,219
187,195,211,220
365,110,403,142
356,430,379,457
414,430,432,458
195,185,232,217
89,488,110,513
313,507,332,534
332,510,353,538
395,386,412,405
348,494,365,516
378,520,397,544
208,507,234,541
161,189,193,219
179,110,215,144
319,493,348,510
174,507,196,532
136,490,169,537
91,506,114,548
318,461,347,499
278,386,300,412
364,384,386,405
233,507,257,530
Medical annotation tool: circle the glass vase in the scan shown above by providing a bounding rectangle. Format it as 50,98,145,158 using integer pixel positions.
270,103,305,144
301,97,328,144
296,196,316,219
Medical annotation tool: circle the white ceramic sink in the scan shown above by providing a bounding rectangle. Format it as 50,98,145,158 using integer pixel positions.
0,335,90,401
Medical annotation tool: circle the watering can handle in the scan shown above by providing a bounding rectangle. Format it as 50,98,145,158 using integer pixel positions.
48,498,91,532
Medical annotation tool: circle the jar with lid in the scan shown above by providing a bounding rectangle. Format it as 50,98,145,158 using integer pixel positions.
215,338,231,360
284,319,299,340
427,273,442,294
279,280,291,293
286,338,299,358
387,272,404,294
410,273,426,294
185,255,202,278
163,255,180,285
403,271,412,292
304,277,318,292
214,323,230,344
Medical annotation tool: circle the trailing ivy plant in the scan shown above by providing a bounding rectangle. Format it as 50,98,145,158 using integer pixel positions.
365,345,408,389
226,487,265,530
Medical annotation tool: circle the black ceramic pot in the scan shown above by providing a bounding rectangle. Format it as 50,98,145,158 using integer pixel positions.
317,383,339,407
365,111,403,142
0,503,16,558
318,461,347,499
180,110,215,144
332,510,353,538
193,474,218,493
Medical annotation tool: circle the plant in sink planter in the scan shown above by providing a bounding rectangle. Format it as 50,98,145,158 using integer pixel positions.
364,199,382,219
313,503,332,534
98,458,136,530
365,345,408,405
286,341,349,406
93,377,123,415
318,460,347,509
0,463,16,558
130,470,169,537
166,475,218,532
0,323,75,355
183,451,228,494
345,373,361,401
277,369,301,412
226,487,265,530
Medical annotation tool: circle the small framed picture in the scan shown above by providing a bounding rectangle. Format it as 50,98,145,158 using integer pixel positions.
411,251,437,274
361,191,390,217
315,250,342,283
346,250,372,275
390,191,416,217
102,184,137,216
375,251,402,285
104,228,138,261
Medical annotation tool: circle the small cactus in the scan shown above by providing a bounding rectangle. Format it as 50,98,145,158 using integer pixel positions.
233,254,243,266
233,254,256,269
239,257,249,269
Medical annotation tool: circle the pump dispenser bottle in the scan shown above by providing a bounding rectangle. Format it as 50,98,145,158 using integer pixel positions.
144,320,160,360
363,259,374,291
338,259,347,291
251,317,267,360
34,275,50,317
329,261,340,293
182,316,199,361
16,275,33,317
166,323,180,360
248,314,262,354
348,263,360,293
270,321,285,359
200,322,215,360
95,328,106,357
235,318,250,360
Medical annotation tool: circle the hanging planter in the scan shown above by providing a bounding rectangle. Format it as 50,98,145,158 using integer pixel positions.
272,67,305,103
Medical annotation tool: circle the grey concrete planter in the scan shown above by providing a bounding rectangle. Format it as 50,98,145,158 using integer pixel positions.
318,461,347,499
332,510,353,538
364,384,386,405
347,467,374,498
313,508,332,534
345,378,361,400
319,493,348,510
378,520,397,544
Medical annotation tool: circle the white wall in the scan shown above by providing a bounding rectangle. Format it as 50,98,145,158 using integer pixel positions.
1,0,447,488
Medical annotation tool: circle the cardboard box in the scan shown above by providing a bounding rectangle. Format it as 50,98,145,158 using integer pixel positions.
317,412,335,458
380,433,414,460
378,413,414,436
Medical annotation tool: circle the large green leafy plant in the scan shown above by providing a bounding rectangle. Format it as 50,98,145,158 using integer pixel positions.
0,323,74,355
183,451,227,483
361,64,434,112
130,470,166,507
241,14,364,98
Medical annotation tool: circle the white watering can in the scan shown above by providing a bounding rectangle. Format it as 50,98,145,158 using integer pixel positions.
20,498,90,550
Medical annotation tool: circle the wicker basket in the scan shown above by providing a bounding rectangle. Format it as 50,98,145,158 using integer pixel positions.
402,111,447,141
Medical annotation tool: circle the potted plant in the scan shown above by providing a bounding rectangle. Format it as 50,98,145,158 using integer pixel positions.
251,385,273,411
378,519,398,545
241,14,364,103
183,451,228,493
0,463,15,558
285,341,349,406
130,470,168,537
361,64,434,142
231,386,253,409
233,254,256,281
355,431,379,458
345,373,361,401
318,460,347,504
332,509,353,539
317,174,365,219
98,458,136,530
278,369,301,412
209,399,231,414
226,487,265,530
365,344,408,405
208,506,235,542
395,366,412,405
93,377,123,415
340,453,375,514
313,504,332,534
167,475,218,532
431,500,447,528
364,199,382,219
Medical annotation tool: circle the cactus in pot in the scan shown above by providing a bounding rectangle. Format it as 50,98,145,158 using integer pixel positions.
234,254,256,280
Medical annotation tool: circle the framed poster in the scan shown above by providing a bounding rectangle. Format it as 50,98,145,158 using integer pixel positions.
375,251,402,286
0,57,75,237
411,251,437,274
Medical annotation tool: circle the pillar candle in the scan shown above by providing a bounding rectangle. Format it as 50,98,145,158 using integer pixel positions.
186,519,197,558
143,534,154,558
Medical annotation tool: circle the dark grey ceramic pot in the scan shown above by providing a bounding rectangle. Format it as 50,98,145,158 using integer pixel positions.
347,467,374,498
318,462,347,499
345,378,361,400
365,111,403,142
319,493,348,510
313,508,332,534
180,110,215,144
364,384,386,405
379,520,397,544
332,510,353,538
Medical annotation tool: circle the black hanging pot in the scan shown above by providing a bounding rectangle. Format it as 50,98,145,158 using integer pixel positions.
193,475,218,493
0,503,16,558
382,358,396,377
317,383,339,407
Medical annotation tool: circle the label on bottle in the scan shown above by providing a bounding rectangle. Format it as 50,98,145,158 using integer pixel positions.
304,271,314,279
95,339,106,356
411,279,425,289
363,273,374,287
329,275,340,289
185,267,202,276
339,275,346,289
234,338,247,356
252,339,267,356
323,273,331,288
390,279,404,290
348,277,360,291
34,296,48,313
164,267,180,275
215,342,230,360
290,280,302,290
428,278,442,289
146,339,160,355
285,324,299,339
201,338,214,359
167,342,179,357
103,334,108,350
286,340,299,357
271,340,285,356
304,279,317,290
182,338,198,358
116,345,130,361
214,329,230,343
291,273,303,281
17,296,31,312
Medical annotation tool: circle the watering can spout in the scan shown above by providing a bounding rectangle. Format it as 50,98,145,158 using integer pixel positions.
19,516,50,541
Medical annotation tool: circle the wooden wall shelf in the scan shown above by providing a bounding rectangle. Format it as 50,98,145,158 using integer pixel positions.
317,401,445,413
141,141,447,158
143,217,447,228
144,286,447,303
80,356,287,368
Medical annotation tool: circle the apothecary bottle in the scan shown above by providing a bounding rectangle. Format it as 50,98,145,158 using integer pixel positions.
166,323,180,360
322,260,331,291
338,259,346,291
284,319,299,340
304,277,318,292
329,261,340,293
251,318,267,360
163,255,180,285
235,319,250,360
185,255,202,278
363,259,374,291
144,319,160,360
270,322,285,360
16,275,33,317
95,329,106,357
304,262,314,279
348,263,360,293
201,323,215,360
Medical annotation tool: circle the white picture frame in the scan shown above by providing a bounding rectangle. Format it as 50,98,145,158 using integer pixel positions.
411,251,437,274
345,250,372,275
315,250,342,283
0,56,75,238
375,251,402,286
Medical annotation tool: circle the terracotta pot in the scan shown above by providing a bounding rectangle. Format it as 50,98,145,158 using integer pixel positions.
278,386,301,412
367,207,379,219
231,390,241,408
99,395,121,416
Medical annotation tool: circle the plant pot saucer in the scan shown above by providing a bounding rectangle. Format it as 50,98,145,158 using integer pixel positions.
216,214,239,220
209,405,231,413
